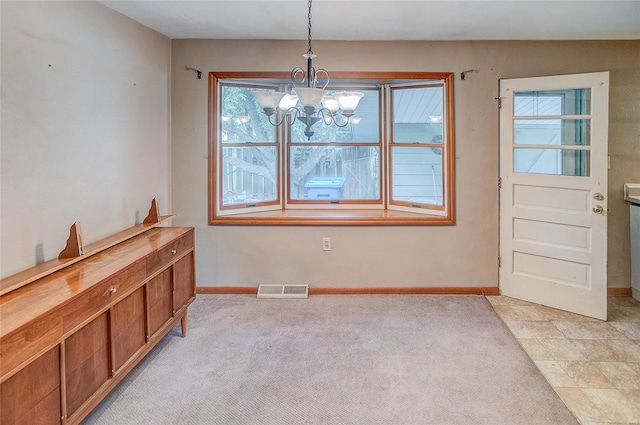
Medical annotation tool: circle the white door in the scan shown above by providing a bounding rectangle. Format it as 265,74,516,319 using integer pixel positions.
499,72,609,320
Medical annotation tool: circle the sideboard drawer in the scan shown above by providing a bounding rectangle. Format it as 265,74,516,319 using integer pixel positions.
146,230,193,276
63,261,146,333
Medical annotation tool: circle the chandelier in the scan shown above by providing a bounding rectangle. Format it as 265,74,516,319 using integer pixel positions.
253,0,364,140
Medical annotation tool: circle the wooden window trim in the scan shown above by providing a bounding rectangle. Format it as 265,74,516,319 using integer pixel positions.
209,208,454,226
209,72,456,226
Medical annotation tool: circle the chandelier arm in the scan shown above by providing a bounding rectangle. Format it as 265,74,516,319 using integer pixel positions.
267,112,287,127
291,67,306,87
285,108,300,125
319,108,350,128
333,117,352,128
318,108,336,125
315,69,330,90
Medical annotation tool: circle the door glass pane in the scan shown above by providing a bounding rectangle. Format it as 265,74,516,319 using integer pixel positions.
291,90,379,143
392,86,444,144
514,148,590,176
514,89,591,116
222,146,277,205
514,119,590,146
391,146,443,205
222,86,276,143
290,146,380,200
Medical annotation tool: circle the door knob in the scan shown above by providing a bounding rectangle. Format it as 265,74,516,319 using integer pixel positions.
593,205,604,214
594,193,605,201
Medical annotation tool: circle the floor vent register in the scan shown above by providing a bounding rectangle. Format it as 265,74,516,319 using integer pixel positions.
257,284,309,299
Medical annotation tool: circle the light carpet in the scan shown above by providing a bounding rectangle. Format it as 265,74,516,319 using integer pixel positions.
83,295,579,425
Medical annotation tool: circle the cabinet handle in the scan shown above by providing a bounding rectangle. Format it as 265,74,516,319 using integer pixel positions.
171,249,177,254
109,286,117,294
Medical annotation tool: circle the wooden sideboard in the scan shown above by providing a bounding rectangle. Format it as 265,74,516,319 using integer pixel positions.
0,227,196,425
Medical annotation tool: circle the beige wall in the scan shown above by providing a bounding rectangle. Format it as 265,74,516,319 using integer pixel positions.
1,1,171,278
2,8,636,290
171,39,639,289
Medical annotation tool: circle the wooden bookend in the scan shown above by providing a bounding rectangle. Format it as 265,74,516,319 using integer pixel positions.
58,222,83,259
143,198,160,224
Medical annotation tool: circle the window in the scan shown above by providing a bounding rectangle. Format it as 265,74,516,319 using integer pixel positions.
390,84,446,211
512,89,591,176
209,72,455,225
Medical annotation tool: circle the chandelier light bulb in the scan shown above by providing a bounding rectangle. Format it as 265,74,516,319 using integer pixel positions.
278,94,299,111
334,91,364,115
293,87,327,109
321,95,339,113
253,91,286,114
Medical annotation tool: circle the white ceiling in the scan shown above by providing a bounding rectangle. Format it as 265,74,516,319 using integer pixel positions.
98,0,640,41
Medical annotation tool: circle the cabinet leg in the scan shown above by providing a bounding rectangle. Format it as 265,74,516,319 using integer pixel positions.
180,310,188,338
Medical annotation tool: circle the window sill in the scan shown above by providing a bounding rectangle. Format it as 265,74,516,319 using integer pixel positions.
210,209,454,226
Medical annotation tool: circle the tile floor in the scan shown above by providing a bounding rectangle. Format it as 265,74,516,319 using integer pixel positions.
487,295,640,425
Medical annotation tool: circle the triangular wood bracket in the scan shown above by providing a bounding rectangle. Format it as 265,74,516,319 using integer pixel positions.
58,222,84,259
143,198,160,224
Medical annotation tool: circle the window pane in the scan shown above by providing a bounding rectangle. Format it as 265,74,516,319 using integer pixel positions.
291,90,379,143
514,89,591,116
222,146,277,206
391,146,443,206
514,119,590,146
514,148,590,176
221,86,276,143
290,146,380,200
393,86,444,144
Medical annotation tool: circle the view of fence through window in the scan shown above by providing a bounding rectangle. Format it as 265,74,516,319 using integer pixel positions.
221,86,383,205
221,86,278,206
289,90,381,201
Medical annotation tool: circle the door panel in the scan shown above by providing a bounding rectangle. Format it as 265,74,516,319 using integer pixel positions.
499,72,609,320
513,218,590,251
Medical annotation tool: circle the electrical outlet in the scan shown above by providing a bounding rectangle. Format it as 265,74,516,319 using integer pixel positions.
322,237,331,251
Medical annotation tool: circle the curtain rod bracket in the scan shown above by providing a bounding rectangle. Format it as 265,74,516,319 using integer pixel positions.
186,66,202,79
460,69,477,80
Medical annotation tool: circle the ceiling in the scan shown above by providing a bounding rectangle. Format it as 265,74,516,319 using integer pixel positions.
97,1,640,41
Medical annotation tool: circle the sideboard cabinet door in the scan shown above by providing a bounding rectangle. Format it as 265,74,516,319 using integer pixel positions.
174,252,195,312
147,268,173,337
65,312,110,419
0,347,60,425
112,286,146,372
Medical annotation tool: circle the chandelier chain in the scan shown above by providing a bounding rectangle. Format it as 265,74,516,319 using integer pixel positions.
307,0,313,55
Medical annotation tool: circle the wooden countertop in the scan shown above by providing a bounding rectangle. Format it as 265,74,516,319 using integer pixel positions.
0,227,193,339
